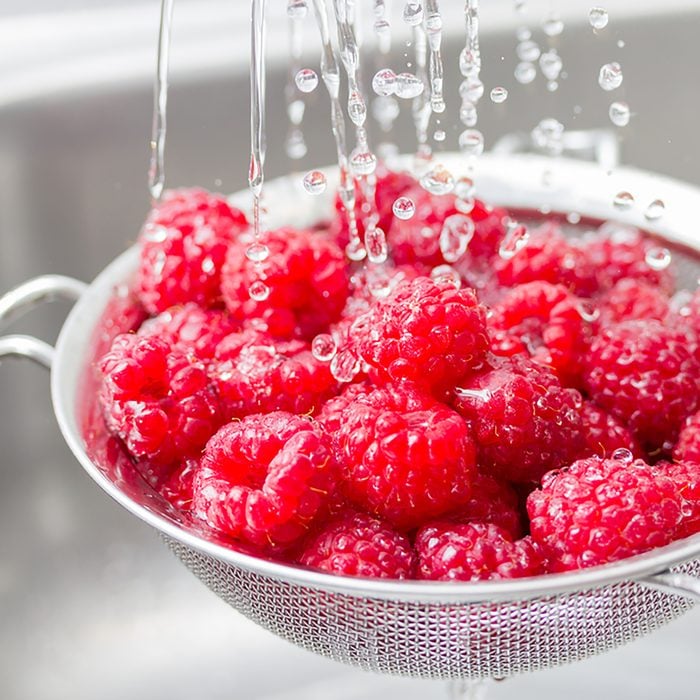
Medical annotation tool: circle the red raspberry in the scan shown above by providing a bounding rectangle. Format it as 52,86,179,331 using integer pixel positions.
299,512,414,579
90,286,148,363
659,461,700,539
488,281,594,386
328,383,476,529
585,225,675,294
192,412,337,550
350,278,489,394
528,457,684,571
158,459,198,511
137,188,248,314
453,356,585,484
583,320,700,453
99,335,222,465
415,522,544,581
598,279,669,326
674,410,700,464
210,329,337,420
221,226,349,339
580,401,642,460
494,222,598,297
138,303,239,361
444,472,524,539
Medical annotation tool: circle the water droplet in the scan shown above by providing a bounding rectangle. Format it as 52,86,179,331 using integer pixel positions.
365,227,389,264
589,7,609,30
295,68,319,93
575,300,600,323
347,91,367,127
311,334,337,362
539,50,563,81
201,256,215,274
374,18,391,37
402,1,424,26
612,447,634,463
395,72,425,99
531,118,565,156
617,39,625,48
287,0,308,19
459,48,481,78
346,238,367,262
285,129,307,159
645,246,671,270
670,289,693,315
245,243,270,263
542,13,564,37
644,199,666,221
440,214,475,262
490,86,508,104
516,27,531,42
517,40,541,63
566,211,581,224
499,219,530,259
393,196,416,220
372,68,397,96
613,191,634,209
459,78,484,103
433,130,446,143
598,62,623,91
249,279,270,301
430,264,461,288
458,129,485,157
372,96,400,129
609,101,630,127
302,170,327,195
330,348,361,383
142,223,168,243
455,176,475,201
459,100,478,127
420,166,455,195
546,80,559,92
514,62,537,84
349,149,377,176
455,387,492,402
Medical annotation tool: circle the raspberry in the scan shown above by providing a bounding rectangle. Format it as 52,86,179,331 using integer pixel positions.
210,329,337,419
659,461,700,539
137,188,248,314
99,335,222,465
444,472,524,539
299,512,414,579
598,279,669,326
415,522,544,581
159,459,198,511
350,277,489,394
192,412,337,550
453,356,585,484
90,286,148,363
583,320,700,453
138,303,239,361
221,226,349,339
585,224,675,294
674,409,700,466
527,457,683,570
494,222,598,297
328,383,476,529
580,401,642,459
487,281,593,386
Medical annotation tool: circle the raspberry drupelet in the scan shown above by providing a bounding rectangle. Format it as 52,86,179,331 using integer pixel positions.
658,461,700,539
580,401,642,460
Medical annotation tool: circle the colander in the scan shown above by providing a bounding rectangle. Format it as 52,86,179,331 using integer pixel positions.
1,153,699,682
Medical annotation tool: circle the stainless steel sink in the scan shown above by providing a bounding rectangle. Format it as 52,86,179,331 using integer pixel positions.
1,2,699,698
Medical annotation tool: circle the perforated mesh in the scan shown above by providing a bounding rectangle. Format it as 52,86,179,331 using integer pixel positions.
165,538,698,679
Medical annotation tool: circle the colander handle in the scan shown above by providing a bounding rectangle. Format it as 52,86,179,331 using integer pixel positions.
0,275,87,370
640,570,700,603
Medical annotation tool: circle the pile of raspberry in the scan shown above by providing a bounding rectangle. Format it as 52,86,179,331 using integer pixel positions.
89,176,700,581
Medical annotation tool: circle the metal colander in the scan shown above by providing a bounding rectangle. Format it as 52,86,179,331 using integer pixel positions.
1,154,699,681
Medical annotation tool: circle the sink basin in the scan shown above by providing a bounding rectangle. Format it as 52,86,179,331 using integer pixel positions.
1,2,699,698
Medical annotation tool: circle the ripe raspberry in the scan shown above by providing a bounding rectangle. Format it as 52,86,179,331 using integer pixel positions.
90,286,148,363
580,401,642,460
487,281,594,386
99,334,222,465
494,222,598,297
453,356,585,484
658,461,700,539
192,412,337,550
221,226,349,339
598,279,669,327
138,303,239,361
328,383,476,529
159,459,198,511
349,277,489,394
585,225,675,294
528,457,683,571
299,512,414,579
415,522,544,581
675,409,700,466
444,472,524,539
210,329,337,419
583,320,700,452
137,188,248,314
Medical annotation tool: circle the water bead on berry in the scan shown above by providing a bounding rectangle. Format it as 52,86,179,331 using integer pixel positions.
249,279,270,301
330,348,361,383
295,68,319,93
644,246,672,271
245,243,270,263
431,264,461,288
311,334,337,362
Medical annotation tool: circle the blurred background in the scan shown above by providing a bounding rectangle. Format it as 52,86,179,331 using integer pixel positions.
1,1,699,698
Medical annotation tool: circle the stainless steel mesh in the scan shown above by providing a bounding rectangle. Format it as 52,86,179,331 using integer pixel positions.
166,538,698,679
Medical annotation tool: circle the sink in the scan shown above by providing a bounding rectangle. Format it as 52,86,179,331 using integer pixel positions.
1,2,699,698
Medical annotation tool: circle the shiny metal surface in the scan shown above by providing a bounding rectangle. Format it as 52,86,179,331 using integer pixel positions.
2,3,700,698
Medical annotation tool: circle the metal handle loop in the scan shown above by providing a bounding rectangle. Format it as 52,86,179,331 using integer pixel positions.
639,569,700,603
0,275,87,370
